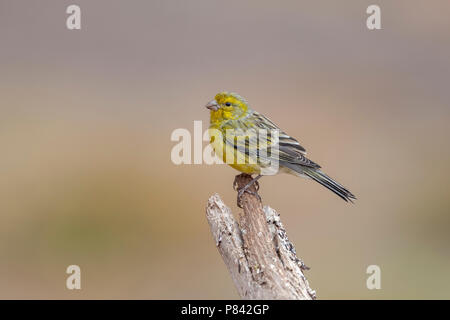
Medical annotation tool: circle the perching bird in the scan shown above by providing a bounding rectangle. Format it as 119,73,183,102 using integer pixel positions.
205,92,356,205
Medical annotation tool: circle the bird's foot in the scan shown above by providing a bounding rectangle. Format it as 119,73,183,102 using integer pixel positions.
233,174,263,208
237,188,262,208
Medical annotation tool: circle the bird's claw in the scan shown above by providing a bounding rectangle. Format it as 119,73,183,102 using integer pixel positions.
233,174,263,208
237,187,261,208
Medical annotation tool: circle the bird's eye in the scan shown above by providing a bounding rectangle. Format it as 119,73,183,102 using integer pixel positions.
225,102,231,106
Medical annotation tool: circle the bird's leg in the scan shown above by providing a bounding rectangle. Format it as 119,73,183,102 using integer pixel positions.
234,174,263,208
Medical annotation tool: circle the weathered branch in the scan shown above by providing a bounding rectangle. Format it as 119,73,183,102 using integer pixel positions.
206,173,316,300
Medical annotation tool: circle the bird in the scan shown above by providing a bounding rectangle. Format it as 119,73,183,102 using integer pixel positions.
205,91,356,206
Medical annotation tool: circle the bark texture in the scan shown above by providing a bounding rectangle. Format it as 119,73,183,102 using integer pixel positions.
206,173,316,300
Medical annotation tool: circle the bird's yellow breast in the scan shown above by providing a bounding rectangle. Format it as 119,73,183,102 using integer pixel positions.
208,127,261,175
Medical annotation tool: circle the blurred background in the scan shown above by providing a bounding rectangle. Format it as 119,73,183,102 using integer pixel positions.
0,0,449,299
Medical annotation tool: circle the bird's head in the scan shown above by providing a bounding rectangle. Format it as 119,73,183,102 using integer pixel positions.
206,92,250,124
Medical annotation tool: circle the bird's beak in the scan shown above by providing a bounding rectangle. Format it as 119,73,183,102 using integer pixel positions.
205,100,219,111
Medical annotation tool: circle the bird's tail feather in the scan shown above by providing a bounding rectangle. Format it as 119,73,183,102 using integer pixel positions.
302,168,356,202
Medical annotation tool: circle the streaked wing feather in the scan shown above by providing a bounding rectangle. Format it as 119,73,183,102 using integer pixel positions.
222,110,318,169
250,111,307,154
249,111,318,167
279,147,321,168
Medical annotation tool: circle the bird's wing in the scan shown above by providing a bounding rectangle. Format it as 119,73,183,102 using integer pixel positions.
248,111,320,168
249,111,307,155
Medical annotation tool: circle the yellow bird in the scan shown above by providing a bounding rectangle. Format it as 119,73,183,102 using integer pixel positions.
206,92,356,204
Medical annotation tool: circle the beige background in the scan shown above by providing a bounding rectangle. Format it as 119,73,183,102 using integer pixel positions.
0,0,449,298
